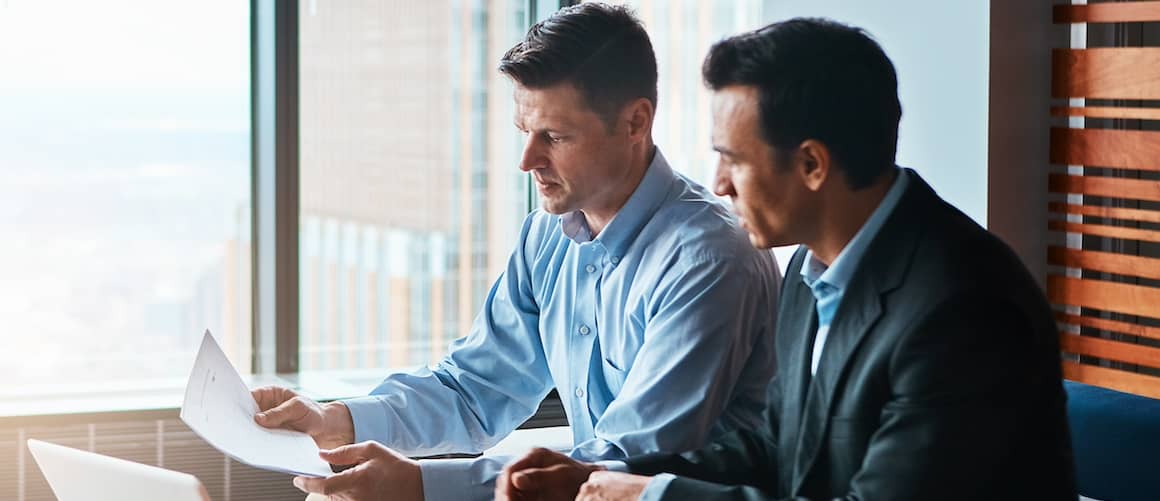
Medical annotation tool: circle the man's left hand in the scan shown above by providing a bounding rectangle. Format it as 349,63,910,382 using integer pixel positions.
576,471,651,501
292,441,422,501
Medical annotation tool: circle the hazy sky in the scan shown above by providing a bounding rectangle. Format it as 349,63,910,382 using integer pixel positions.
0,1,251,385
0,0,249,91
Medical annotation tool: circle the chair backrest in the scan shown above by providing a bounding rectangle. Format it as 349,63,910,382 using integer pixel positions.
1065,380,1160,501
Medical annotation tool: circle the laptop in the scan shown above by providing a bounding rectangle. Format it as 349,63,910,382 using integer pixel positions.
27,439,210,501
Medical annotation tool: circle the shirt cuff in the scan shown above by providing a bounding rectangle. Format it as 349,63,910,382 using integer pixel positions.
594,460,629,472
638,473,677,501
341,396,388,444
418,456,505,501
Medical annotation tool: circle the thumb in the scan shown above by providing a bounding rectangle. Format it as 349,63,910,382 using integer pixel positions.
511,467,555,492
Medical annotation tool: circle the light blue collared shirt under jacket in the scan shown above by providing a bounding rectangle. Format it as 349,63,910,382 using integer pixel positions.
342,149,781,500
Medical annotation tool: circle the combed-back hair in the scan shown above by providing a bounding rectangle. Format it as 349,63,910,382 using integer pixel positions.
499,2,657,129
703,18,902,189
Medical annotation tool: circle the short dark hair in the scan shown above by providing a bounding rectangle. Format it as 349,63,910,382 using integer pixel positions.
499,2,657,129
703,18,902,189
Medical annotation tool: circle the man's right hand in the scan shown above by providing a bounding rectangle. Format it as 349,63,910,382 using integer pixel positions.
496,447,605,501
251,386,356,451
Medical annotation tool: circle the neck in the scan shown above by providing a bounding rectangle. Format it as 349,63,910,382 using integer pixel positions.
807,169,898,266
582,142,655,237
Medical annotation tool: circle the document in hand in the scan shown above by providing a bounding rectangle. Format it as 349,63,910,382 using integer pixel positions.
180,331,333,478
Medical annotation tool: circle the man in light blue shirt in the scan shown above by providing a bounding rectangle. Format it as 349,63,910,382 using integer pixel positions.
252,4,780,501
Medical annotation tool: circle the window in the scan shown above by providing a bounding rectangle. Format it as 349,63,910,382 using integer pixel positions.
297,0,529,371
0,1,252,387
592,0,798,269
590,0,773,187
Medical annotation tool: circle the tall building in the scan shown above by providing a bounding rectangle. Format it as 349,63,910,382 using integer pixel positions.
296,0,527,370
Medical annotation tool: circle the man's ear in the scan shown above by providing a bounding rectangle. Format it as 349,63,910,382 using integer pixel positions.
796,139,832,192
621,97,655,142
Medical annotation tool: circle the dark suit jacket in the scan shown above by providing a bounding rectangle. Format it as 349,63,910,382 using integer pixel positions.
625,170,1076,500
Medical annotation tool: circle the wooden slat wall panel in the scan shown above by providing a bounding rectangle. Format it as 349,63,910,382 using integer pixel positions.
1054,1,1160,23
1061,334,1160,368
1051,106,1160,121
1063,361,1160,400
1053,2,1160,399
1048,220,1160,243
1048,202,1160,225
1052,48,1160,99
1048,173,1160,203
1057,312,1160,342
1049,127,1160,171
1048,246,1160,280
1047,275,1160,318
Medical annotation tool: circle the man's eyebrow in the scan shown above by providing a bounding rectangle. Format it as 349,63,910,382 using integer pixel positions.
713,145,739,157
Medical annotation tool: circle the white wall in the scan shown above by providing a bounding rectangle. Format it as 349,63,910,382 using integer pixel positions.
764,0,991,224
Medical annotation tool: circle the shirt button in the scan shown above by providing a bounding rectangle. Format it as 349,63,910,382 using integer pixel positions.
575,387,585,398
578,325,590,335
611,256,620,265
585,264,597,273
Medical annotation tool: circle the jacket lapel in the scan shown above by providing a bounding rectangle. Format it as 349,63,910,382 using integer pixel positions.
789,169,932,495
776,248,819,471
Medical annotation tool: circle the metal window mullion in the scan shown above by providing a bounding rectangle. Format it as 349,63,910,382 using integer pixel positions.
252,0,300,375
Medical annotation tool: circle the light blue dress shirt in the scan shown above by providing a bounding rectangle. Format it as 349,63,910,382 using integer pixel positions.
638,167,908,501
341,149,781,500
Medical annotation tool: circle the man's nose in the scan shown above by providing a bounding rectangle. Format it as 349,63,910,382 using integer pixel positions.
713,164,734,197
519,135,547,172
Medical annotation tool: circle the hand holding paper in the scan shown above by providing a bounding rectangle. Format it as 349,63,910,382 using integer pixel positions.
180,331,332,478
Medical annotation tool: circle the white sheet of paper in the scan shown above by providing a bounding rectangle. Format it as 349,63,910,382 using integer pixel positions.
180,331,332,478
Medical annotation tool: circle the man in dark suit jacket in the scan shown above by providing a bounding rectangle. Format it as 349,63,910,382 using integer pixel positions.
494,17,1076,501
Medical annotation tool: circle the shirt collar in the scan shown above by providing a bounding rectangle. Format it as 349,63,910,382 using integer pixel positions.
801,167,909,294
560,148,675,259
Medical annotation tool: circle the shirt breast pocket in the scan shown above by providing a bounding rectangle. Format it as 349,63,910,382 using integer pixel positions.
601,356,630,396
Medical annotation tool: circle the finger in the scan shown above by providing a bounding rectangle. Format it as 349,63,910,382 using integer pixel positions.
510,465,561,492
495,468,511,498
250,385,292,411
255,396,311,429
576,480,597,501
293,467,361,496
494,469,524,501
503,447,561,476
319,442,376,465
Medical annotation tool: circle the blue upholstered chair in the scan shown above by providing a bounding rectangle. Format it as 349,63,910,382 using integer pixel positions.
1065,380,1160,501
